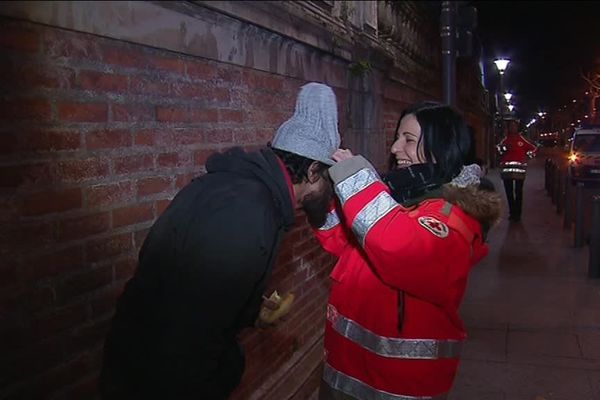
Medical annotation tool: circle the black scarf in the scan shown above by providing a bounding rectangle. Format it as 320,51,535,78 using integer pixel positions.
383,164,444,206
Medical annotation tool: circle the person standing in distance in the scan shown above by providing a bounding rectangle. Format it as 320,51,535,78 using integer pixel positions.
497,118,537,222
100,82,341,400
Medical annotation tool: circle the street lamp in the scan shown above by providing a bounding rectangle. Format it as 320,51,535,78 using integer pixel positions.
492,58,511,169
494,59,510,75
504,92,513,102
508,104,515,112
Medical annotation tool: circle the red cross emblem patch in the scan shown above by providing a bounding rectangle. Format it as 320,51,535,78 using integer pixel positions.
418,216,449,238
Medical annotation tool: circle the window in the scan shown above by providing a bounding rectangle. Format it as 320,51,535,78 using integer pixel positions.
573,135,600,152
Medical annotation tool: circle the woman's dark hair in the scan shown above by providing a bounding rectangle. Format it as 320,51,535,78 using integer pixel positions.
269,145,329,184
392,101,471,183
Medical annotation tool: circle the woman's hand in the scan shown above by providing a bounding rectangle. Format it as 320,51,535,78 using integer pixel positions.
332,148,354,162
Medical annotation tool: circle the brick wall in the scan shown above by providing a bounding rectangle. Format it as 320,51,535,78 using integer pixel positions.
0,2,490,398
0,18,340,399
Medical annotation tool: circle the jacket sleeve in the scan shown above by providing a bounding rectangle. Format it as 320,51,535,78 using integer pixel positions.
312,202,353,257
329,156,472,307
523,136,538,153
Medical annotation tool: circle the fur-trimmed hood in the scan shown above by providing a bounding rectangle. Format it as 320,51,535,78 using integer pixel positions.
441,181,502,234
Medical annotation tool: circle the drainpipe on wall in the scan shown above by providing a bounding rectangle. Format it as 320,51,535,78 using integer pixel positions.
441,1,457,107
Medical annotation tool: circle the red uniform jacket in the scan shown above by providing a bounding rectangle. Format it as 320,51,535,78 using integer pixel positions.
315,156,489,399
498,133,537,179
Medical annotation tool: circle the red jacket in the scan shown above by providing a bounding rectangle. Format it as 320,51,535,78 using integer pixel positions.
315,156,488,399
498,133,537,178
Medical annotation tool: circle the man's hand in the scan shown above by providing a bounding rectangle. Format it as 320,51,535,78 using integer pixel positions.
255,291,295,328
332,148,354,162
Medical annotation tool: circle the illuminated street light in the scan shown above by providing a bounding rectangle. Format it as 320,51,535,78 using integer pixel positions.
508,104,515,112
504,93,513,101
494,58,510,75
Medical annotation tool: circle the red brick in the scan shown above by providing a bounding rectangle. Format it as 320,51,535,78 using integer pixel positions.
55,264,114,302
113,154,154,174
0,61,75,90
0,99,51,121
67,320,111,358
0,163,52,188
233,129,256,143
147,56,185,74
185,61,217,81
56,158,110,182
175,172,198,189
28,354,95,400
102,46,146,69
0,131,17,154
85,233,133,263
156,106,218,123
112,203,154,228
0,25,39,53
114,257,137,280
130,76,170,95
171,83,229,103
219,109,244,123
86,181,134,209
137,177,171,197
2,336,64,384
156,198,171,215
217,66,243,84
194,149,216,166
0,220,56,253
86,129,131,150
112,103,154,122
134,227,151,248
90,283,125,318
58,102,107,123
204,128,234,143
153,128,203,146
23,245,85,281
31,303,88,339
60,373,100,399
78,70,128,92
19,130,81,152
58,212,110,241
134,130,156,146
157,152,178,167
22,188,82,216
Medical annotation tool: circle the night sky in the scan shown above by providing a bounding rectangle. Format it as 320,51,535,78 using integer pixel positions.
474,1,600,119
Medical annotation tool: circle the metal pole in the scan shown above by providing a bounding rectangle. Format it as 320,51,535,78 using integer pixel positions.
556,169,564,214
441,1,456,107
563,177,573,229
574,182,585,247
553,165,561,205
589,195,600,279
550,162,556,204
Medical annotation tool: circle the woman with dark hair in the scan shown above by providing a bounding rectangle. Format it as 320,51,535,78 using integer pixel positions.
315,102,502,399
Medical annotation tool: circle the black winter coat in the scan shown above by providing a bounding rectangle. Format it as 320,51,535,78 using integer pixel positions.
100,147,295,399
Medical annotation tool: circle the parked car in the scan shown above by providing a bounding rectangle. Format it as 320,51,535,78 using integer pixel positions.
567,126,600,185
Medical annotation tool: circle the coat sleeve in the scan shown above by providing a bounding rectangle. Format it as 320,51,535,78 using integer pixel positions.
328,156,472,307
312,202,353,257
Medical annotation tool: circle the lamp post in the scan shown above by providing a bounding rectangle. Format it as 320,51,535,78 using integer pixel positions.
494,58,510,118
492,58,510,168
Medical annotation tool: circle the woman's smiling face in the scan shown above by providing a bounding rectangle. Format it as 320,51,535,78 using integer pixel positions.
390,114,425,169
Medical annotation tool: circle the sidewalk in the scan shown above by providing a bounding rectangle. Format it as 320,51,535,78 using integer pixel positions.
449,150,600,400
